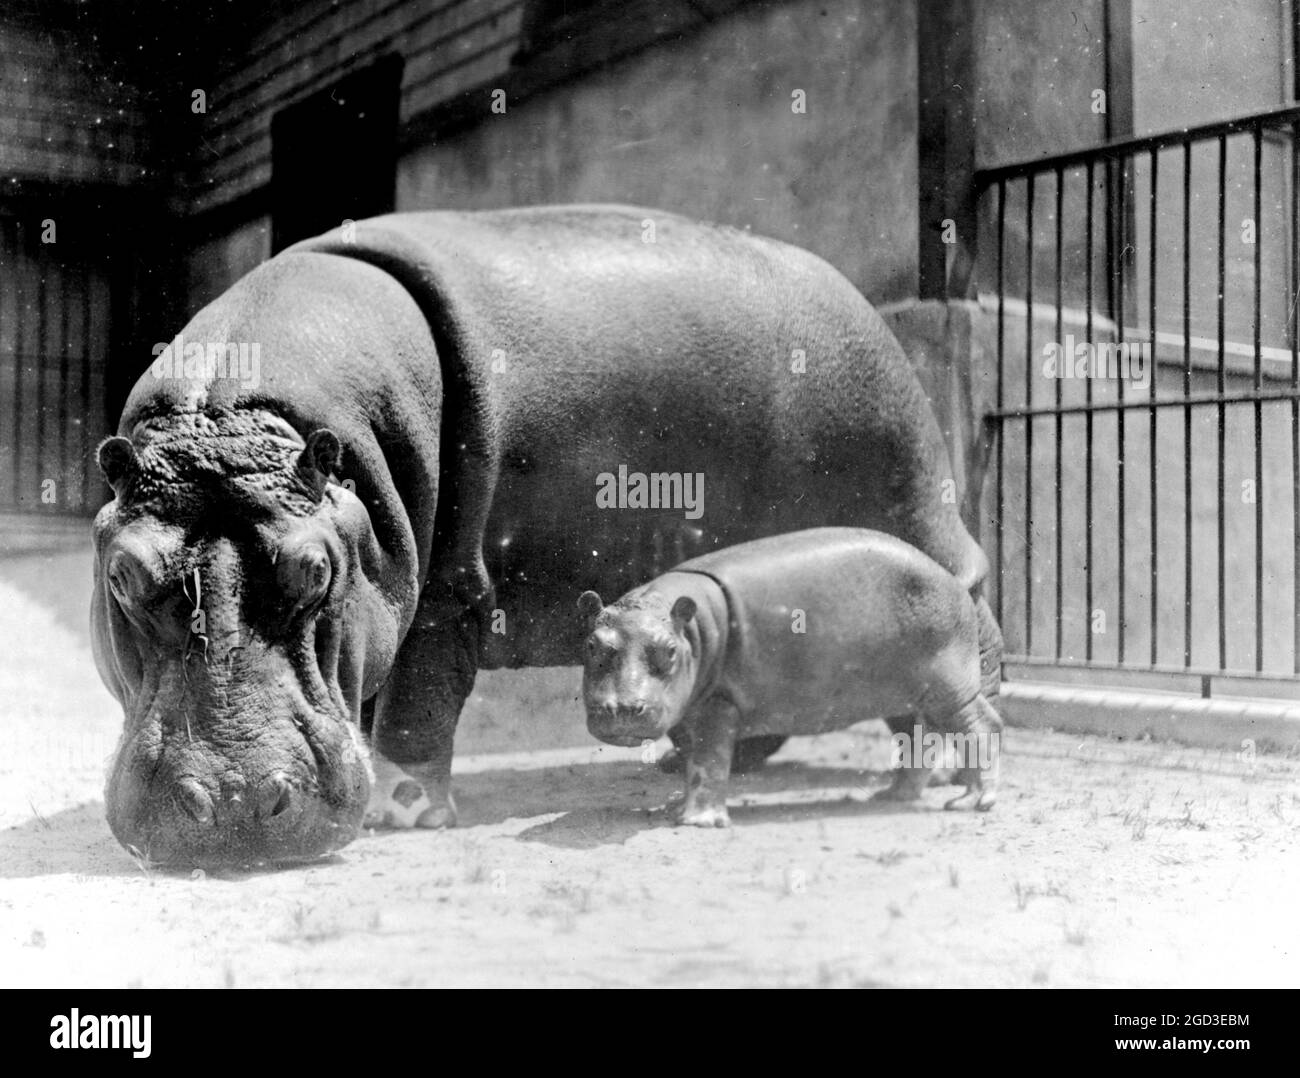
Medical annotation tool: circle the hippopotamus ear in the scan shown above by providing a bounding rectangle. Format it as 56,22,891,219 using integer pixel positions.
297,429,342,496
577,590,604,623
97,436,136,495
670,596,697,626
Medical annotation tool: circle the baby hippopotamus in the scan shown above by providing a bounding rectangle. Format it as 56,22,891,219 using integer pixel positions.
578,527,1002,827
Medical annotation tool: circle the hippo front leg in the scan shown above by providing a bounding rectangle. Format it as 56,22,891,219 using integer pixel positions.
672,696,739,828
943,693,1003,812
365,604,479,829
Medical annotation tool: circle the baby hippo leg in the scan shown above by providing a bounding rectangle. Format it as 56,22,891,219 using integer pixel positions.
872,715,935,803
658,730,785,775
673,696,739,828
943,693,1003,812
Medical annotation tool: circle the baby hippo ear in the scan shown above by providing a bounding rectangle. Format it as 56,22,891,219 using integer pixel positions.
97,436,136,496
297,429,342,497
577,590,604,622
670,596,697,626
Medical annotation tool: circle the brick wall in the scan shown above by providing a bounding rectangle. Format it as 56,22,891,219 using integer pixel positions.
188,0,528,217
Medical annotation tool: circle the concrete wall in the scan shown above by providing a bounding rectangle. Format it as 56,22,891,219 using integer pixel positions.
396,0,918,304
185,0,919,309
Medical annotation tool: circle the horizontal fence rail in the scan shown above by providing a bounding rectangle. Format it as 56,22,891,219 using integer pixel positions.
976,106,1300,694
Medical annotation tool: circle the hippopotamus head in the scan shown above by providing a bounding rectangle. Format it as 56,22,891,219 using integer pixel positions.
577,588,701,746
92,409,404,867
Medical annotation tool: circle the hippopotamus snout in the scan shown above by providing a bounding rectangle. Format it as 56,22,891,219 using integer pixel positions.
586,697,665,746
108,748,370,869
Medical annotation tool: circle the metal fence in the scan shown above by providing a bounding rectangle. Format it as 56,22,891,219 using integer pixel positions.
0,209,115,517
976,105,1300,697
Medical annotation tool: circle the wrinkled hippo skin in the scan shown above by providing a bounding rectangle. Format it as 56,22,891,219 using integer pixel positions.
579,528,1003,827
92,205,1002,865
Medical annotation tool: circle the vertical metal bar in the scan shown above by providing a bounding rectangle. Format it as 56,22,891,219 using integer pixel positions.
1148,146,1159,666
1025,172,1035,655
1253,124,1264,671
1293,120,1300,675
1054,166,1064,660
1294,0,1300,102
1116,154,1128,665
0,217,6,510
1293,121,1300,675
996,178,1006,632
12,221,25,510
58,251,70,510
1217,133,1228,672
34,239,48,511
1086,158,1096,663
1184,138,1194,668
80,259,93,510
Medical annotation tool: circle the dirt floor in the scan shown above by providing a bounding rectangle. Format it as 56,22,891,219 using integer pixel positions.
3,545,1299,988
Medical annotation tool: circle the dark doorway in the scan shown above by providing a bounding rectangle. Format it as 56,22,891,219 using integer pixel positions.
270,55,403,254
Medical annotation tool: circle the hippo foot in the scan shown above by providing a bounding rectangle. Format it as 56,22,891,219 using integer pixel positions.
671,800,731,828
872,768,931,803
363,754,458,830
943,786,996,812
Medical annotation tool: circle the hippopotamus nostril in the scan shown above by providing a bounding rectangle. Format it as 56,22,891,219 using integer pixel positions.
256,772,294,821
174,778,215,826
615,701,647,720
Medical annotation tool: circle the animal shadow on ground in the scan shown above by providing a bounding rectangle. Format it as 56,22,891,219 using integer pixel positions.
0,757,920,876
0,801,352,880
509,758,934,848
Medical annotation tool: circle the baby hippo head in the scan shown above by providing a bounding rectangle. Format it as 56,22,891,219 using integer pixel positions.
577,589,699,746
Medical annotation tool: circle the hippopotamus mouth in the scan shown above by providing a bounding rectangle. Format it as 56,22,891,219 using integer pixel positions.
584,703,673,748
103,681,374,869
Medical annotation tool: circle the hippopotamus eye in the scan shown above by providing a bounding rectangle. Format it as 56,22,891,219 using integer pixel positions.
106,551,146,606
278,540,333,613
648,642,677,674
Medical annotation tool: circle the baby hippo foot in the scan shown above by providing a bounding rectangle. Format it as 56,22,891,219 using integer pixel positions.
363,754,458,829
943,774,997,812
871,765,931,804
671,797,731,828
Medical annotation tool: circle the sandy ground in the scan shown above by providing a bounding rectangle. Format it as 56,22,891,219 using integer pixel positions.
2,545,1299,988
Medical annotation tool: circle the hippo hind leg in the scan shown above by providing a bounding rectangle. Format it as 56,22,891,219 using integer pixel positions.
872,715,934,803
942,694,1002,812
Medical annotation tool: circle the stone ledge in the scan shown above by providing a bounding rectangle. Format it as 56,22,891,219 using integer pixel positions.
1000,679,1300,754
0,513,93,558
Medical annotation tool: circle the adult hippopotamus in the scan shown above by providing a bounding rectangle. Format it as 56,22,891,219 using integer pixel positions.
91,204,1001,866
577,528,1003,827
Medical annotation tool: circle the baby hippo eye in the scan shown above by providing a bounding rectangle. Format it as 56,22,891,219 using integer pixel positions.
278,540,332,611
649,642,678,674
